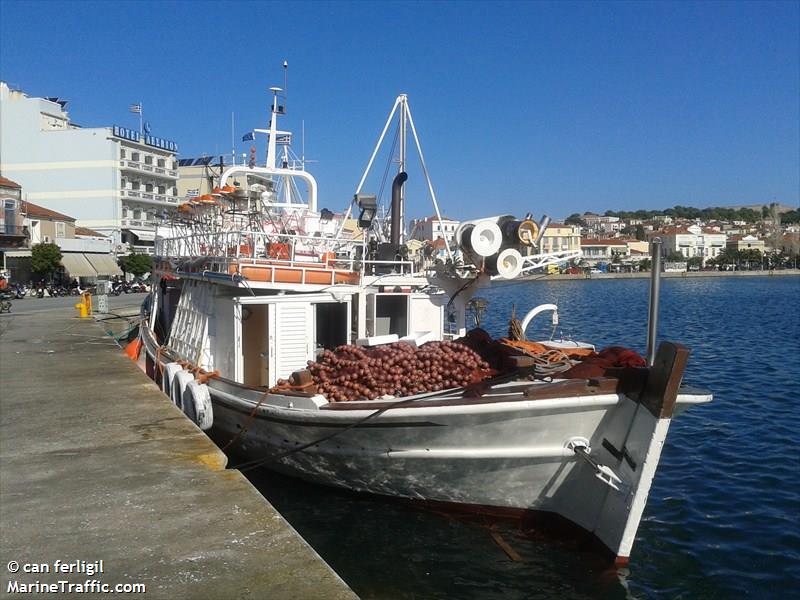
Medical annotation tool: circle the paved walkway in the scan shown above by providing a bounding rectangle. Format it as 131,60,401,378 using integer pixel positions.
0,308,356,599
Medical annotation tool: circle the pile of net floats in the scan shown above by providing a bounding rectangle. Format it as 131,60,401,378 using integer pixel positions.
302,340,494,402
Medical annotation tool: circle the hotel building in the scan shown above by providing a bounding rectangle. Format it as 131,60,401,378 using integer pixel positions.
0,81,179,254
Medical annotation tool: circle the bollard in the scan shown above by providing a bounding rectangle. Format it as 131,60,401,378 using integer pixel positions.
74,291,93,319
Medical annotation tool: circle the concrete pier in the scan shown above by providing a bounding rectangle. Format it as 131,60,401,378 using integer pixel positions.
0,307,357,599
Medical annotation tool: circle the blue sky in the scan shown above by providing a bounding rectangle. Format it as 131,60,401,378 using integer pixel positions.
1,0,797,221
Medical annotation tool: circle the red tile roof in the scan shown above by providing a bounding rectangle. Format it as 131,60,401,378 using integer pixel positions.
654,226,692,236
75,226,106,237
20,201,75,222
0,176,21,189
580,238,628,246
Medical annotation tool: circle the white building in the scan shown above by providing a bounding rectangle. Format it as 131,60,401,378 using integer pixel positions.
580,238,629,266
409,215,460,246
582,213,622,235
540,223,581,255
726,234,765,254
0,81,180,254
655,224,726,264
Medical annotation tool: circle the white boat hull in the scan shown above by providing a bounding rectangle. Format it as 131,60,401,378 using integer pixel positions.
165,369,707,564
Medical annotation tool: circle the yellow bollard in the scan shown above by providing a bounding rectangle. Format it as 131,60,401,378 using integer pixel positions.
74,292,92,318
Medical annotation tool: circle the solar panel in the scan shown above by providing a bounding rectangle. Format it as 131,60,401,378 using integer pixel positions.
194,157,213,166
178,158,194,166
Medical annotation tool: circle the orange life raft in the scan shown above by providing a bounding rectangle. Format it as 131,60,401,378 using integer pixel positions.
229,260,360,285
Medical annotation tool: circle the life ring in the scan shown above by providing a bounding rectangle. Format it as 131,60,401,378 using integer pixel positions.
182,380,214,431
171,370,194,410
162,362,183,396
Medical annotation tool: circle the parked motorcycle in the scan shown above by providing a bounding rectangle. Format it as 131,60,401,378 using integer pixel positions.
111,281,130,296
12,283,27,299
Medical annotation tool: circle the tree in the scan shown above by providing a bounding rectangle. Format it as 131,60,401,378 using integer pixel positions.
118,252,153,277
687,256,703,269
638,258,651,271
666,250,685,262
738,248,762,270
31,243,62,281
634,224,646,241
782,209,800,224
565,213,584,226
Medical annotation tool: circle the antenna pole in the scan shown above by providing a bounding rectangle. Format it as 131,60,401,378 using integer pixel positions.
399,94,407,244
283,60,288,114
231,112,235,166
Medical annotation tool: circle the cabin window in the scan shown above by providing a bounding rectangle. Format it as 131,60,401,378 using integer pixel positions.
373,294,408,337
315,302,348,352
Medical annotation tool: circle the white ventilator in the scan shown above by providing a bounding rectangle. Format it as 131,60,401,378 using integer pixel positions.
495,248,523,279
459,221,503,257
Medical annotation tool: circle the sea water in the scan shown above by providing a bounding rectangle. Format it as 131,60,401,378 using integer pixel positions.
247,276,800,599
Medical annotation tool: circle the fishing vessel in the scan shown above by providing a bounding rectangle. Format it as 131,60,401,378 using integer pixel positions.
138,87,712,565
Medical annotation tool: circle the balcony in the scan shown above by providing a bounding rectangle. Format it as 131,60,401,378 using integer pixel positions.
0,225,27,237
119,160,178,179
0,224,28,249
121,219,162,228
121,189,178,205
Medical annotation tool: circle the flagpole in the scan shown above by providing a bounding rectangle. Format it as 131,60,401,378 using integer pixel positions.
139,101,143,135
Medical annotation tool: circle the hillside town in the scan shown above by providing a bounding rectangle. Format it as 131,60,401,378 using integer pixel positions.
1,80,798,288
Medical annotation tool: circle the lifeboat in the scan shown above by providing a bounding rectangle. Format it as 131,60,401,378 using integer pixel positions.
229,258,359,285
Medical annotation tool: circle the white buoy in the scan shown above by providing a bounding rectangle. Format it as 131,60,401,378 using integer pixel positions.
171,370,194,410
495,248,523,279
183,380,214,430
162,362,183,396
467,221,502,257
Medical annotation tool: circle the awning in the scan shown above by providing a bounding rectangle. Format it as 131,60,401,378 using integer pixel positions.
128,229,156,242
61,253,98,278
2,250,32,258
85,253,123,276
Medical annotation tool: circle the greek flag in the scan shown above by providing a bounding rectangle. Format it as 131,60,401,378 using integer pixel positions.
129,103,142,114
241,131,255,142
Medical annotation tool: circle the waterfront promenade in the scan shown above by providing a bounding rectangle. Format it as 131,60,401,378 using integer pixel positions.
525,268,800,281
0,307,356,599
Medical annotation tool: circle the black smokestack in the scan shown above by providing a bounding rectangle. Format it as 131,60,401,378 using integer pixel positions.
390,171,408,246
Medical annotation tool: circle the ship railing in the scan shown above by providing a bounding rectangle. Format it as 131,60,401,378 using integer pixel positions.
512,249,583,279
155,229,421,283
156,229,356,261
